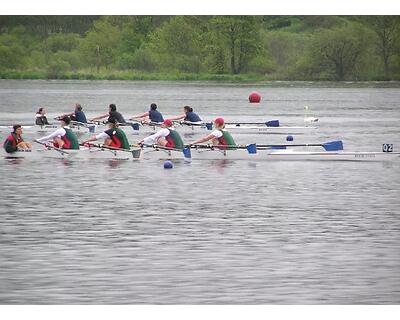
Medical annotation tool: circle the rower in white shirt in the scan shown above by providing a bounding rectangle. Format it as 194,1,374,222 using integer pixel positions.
35,116,80,149
138,119,185,150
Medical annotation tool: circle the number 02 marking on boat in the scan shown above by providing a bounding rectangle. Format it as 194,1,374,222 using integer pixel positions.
382,144,393,153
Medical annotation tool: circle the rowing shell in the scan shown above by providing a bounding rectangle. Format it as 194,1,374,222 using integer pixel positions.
0,124,94,134
138,146,400,162
131,122,317,135
3,146,399,162
1,147,141,161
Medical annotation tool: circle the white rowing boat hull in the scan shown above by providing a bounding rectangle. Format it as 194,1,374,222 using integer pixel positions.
131,124,317,135
3,147,398,162
0,124,94,134
138,147,400,162
1,147,141,161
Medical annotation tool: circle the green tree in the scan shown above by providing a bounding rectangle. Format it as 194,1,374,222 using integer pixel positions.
79,19,121,71
148,16,204,72
0,28,29,70
44,33,81,53
366,16,400,79
207,16,261,74
306,23,370,80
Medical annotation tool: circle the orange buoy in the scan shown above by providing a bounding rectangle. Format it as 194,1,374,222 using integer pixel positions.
249,91,261,103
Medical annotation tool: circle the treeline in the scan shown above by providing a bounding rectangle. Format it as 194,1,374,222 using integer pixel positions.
0,15,399,81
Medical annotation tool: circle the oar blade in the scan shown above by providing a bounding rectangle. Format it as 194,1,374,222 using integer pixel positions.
130,122,140,131
322,140,343,151
265,120,280,127
246,143,257,154
183,147,192,160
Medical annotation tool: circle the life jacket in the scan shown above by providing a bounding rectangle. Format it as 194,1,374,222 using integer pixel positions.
165,128,184,150
149,109,164,123
105,127,130,150
53,128,80,149
184,111,202,122
3,133,22,153
217,130,236,150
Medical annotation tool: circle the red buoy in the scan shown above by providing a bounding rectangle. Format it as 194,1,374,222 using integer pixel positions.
249,91,261,103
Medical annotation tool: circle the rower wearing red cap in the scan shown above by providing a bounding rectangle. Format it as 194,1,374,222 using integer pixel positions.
190,117,236,149
138,119,185,150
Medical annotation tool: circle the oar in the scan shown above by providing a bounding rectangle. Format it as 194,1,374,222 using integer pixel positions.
80,142,137,153
34,139,69,155
54,117,96,133
205,120,279,130
87,120,142,131
224,120,280,127
173,120,205,127
81,142,142,159
70,120,96,133
188,143,257,154
140,144,192,160
188,140,343,154
256,140,343,151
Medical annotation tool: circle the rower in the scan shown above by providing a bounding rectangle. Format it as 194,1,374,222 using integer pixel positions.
3,125,32,153
35,107,50,125
35,116,79,149
169,106,202,123
90,103,126,124
138,119,185,150
130,103,164,124
82,116,130,150
189,117,236,149
57,103,87,123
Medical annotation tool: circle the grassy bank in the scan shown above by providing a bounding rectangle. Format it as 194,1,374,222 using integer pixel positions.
0,70,270,82
1,70,400,85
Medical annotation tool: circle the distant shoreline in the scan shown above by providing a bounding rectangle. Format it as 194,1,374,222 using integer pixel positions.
1,74,400,88
1,70,400,85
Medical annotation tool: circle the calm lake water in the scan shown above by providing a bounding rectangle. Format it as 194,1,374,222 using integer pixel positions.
0,80,399,304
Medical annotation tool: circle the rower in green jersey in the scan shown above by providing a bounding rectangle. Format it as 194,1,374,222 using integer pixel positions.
82,116,130,150
189,117,236,149
138,119,185,150
36,116,79,149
